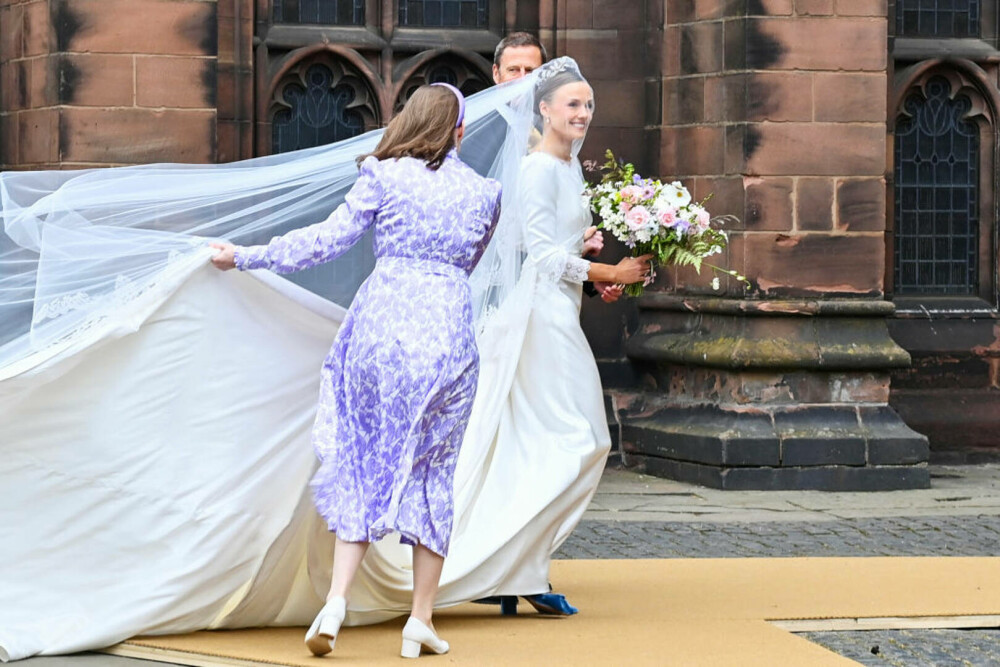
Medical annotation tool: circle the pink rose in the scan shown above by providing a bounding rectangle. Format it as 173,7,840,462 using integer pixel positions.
620,185,645,206
625,205,651,230
692,207,711,232
696,208,711,228
659,207,677,228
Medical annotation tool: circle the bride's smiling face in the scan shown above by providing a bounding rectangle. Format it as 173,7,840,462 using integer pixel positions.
539,81,594,142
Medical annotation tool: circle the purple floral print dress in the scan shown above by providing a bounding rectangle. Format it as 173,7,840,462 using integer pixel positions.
234,151,502,556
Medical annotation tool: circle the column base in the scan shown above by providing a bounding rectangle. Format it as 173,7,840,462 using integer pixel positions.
620,297,930,491
619,403,929,490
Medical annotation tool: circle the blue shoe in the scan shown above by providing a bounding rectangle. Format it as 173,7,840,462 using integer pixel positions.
523,593,578,616
472,595,520,615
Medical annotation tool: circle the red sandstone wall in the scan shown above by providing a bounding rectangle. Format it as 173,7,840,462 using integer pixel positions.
1,0,221,169
658,0,889,298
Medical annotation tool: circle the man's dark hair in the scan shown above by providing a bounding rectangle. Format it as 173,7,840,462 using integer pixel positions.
493,32,548,67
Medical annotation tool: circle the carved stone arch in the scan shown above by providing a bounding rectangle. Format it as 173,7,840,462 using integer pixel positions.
889,59,998,303
892,59,1000,130
391,49,494,113
261,45,383,155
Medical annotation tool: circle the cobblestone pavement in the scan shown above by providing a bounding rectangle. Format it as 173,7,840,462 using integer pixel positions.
554,515,1000,559
803,629,1000,667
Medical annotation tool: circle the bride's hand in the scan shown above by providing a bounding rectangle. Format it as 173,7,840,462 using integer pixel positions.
613,254,653,285
582,227,603,257
594,282,624,303
209,242,237,271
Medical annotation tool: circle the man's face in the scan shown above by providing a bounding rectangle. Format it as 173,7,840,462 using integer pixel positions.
492,45,544,84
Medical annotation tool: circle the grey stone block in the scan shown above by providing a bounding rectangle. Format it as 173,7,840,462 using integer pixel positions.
637,458,930,491
774,406,867,466
723,465,930,491
781,438,866,466
638,455,728,489
859,406,929,465
623,405,780,466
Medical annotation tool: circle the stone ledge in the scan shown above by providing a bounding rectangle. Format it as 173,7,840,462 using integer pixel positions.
628,296,911,370
625,406,781,466
628,321,911,369
637,295,897,317
632,455,930,491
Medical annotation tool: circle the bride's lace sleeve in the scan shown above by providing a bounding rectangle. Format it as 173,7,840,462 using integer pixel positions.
234,157,383,273
521,158,591,284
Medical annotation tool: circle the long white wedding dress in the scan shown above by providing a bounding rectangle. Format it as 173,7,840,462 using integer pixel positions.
0,58,610,661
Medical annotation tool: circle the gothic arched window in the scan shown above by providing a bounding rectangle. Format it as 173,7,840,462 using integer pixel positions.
271,57,379,154
395,57,491,112
273,0,365,25
893,72,994,298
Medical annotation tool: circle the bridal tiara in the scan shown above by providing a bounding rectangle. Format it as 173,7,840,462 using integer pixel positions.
534,57,579,85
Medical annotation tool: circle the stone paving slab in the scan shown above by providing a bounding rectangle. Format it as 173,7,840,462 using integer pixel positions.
584,465,1000,523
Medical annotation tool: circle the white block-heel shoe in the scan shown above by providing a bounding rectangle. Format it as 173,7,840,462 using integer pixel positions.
400,617,449,658
305,596,347,656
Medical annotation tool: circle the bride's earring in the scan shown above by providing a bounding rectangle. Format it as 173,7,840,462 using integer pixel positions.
544,116,550,124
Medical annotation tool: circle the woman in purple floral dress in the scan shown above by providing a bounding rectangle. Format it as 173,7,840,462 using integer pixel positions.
211,84,501,659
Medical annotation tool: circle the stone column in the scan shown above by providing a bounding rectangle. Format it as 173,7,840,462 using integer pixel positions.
617,0,930,490
1,0,225,169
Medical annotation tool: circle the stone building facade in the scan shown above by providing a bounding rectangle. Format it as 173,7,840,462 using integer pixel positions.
0,0,995,488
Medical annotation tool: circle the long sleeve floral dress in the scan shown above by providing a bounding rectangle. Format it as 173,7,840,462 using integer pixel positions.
234,151,502,557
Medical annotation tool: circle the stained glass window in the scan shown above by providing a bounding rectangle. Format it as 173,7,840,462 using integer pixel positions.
398,0,488,28
423,63,489,94
894,77,980,294
272,64,369,153
273,0,365,25
394,61,491,112
895,0,980,37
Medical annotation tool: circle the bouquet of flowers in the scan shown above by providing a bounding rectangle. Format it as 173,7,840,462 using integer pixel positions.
583,150,746,297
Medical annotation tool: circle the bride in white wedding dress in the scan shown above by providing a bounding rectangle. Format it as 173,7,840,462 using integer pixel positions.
346,62,652,622
0,57,649,661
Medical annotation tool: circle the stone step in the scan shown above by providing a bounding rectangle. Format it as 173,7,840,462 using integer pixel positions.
620,404,930,491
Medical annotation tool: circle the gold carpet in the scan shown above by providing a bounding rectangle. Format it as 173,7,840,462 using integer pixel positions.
108,557,1000,666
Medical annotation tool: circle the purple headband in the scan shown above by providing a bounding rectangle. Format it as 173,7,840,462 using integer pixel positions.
430,82,466,127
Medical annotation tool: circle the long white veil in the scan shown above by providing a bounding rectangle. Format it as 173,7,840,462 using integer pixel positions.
0,66,543,370
0,57,586,662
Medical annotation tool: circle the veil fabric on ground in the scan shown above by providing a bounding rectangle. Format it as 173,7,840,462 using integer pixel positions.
0,58,600,661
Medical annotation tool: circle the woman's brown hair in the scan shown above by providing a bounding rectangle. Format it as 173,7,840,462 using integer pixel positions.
360,86,460,170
